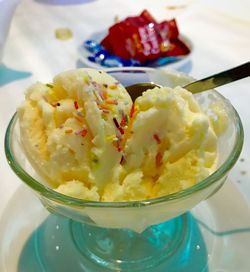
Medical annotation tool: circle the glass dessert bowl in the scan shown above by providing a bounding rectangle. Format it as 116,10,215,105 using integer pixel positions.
5,68,243,271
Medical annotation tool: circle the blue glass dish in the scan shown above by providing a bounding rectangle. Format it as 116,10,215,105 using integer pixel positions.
79,38,191,68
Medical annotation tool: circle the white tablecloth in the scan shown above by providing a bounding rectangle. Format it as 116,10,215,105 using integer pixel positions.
0,0,250,223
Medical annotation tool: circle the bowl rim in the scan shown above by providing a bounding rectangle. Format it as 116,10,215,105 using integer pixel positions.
4,68,244,208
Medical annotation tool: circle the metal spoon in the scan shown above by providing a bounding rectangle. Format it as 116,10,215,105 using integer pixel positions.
126,61,250,101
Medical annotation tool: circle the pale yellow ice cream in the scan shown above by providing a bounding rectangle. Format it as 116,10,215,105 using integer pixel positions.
18,68,220,202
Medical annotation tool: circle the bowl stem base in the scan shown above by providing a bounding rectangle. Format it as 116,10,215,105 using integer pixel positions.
70,213,188,270
19,212,209,271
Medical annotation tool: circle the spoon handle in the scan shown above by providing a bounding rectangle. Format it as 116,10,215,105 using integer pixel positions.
185,61,250,93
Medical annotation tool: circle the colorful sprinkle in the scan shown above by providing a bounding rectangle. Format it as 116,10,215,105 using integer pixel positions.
93,91,98,99
120,114,127,127
51,101,58,107
99,90,105,100
125,115,129,123
46,83,53,88
93,158,99,163
118,127,124,135
153,134,161,144
106,98,118,105
83,76,90,84
74,101,79,110
102,109,110,114
113,117,120,129
100,104,112,112
156,152,163,167
80,129,88,137
106,135,114,142
76,128,88,137
101,89,108,99
65,128,73,134
93,90,103,102
113,117,124,135
113,140,122,152
129,104,135,118
120,155,125,164
109,84,117,90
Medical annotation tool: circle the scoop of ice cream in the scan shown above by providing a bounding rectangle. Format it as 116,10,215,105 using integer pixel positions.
18,68,220,201
102,86,217,201
18,68,132,196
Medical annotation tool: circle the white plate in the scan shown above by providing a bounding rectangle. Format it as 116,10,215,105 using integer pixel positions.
0,180,249,272
78,30,193,69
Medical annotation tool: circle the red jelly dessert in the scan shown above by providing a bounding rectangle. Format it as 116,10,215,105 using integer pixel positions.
101,10,190,64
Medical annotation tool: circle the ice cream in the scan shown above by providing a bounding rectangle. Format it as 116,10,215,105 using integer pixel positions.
18,68,220,202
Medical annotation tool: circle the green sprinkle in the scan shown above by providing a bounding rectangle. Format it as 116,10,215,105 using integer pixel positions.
83,76,90,84
46,83,53,88
125,115,129,123
93,158,99,163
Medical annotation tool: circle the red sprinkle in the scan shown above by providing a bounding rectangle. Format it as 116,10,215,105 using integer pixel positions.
156,152,163,167
118,127,124,135
113,117,124,135
112,139,122,152
153,134,161,144
80,129,88,137
120,115,127,127
129,104,135,118
74,101,79,110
